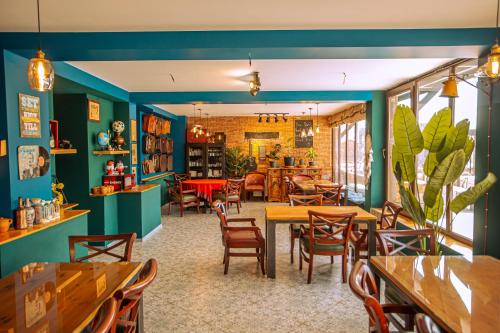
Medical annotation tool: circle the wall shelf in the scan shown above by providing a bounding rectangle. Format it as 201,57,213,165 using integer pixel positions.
50,148,77,155
93,150,130,156
141,172,174,183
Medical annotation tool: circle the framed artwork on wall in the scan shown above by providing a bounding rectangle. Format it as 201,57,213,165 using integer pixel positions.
18,93,41,138
88,100,100,122
18,145,49,180
131,143,138,165
130,119,137,142
294,120,313,148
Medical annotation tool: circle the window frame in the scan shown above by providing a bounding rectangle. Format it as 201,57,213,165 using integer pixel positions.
385,59,475,246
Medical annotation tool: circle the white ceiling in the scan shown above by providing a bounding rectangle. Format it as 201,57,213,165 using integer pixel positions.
68,58,452,92
156,103,357,117
0,0,495,32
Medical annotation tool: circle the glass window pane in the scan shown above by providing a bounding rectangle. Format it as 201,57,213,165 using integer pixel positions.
339,125,347,185
347,123,355,189
356,120,366,194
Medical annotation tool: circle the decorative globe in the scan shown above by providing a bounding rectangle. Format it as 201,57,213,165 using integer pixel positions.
112,120,125,134
97,131,110,147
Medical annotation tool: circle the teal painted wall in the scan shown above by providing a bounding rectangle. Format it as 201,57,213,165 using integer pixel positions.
365,91,386,210
0,52,11,217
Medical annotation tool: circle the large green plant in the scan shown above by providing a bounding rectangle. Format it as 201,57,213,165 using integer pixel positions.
392,105,497,252
225,147,252,178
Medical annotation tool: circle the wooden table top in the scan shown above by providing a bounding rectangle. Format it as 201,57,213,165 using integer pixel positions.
265,205,376,221
0,261,142,333
370,255,500,333
293,179,338,191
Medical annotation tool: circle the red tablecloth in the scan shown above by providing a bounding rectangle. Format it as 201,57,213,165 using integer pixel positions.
182,179,227,202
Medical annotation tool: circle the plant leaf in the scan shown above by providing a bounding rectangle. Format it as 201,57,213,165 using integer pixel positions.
399,184,425,225
463,136,475,163
393,105,424,155
423,150,466,207
453,119,470,151
422,107,452,152
437,126,458,162
450,173,497,213
392,144,415,182
425,190,444,222
424,153,438,177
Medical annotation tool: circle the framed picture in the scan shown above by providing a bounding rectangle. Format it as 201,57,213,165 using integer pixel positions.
18,145,40,180
131,143,138,165
130,119,137,142
18,93,41,138
88,100,100,122
294,119,313,148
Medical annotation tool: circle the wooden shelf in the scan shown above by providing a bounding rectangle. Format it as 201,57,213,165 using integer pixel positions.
141,172,174,183
93,150,130,156
61,203,79,210
50,148,77,155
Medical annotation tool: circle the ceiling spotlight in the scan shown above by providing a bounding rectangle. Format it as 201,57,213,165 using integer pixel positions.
258,114,263,123
249,72,261,96
283,115,288,122
274,114,279,123
266,114,271,123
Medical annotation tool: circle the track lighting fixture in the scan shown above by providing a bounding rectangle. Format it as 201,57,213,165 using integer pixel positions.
283,115,288,122
266,114,271,123
249,72,261,96
258,115,263,123
274,114,279,123
254,112,289,123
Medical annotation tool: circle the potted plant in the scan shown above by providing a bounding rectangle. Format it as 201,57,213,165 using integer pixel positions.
266,144,281,168
305,147,318,166
283,138,295,167
225,147,252,178
392,105,497,253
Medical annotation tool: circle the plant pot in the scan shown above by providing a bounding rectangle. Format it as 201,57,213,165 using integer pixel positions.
299,159,305,166
269,160,279,168
308,161,317,166
284,157,295,167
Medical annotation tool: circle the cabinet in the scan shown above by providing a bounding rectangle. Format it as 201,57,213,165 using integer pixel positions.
267,167,322,202
186,143,226,179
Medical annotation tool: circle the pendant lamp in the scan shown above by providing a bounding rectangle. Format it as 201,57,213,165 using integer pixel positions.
307,108,314,137
481,0,500,78
315,103,320,133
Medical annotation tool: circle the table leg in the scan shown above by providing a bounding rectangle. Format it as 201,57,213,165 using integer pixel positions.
367,220,376,259
138,296,145,333
266,218,276,278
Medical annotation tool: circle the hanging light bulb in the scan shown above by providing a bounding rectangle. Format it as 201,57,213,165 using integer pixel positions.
190,104,199,133
205,113,210,137
315,103,320,133
300,112,307,138
307,108,314,137
28,0,54,92
481,0,500,78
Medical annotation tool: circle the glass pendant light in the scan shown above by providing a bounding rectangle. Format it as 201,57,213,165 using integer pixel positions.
205,113,210,137
190,104,199,133
315,103,320,133
307,108,314,137
300,112,307,138
482,0,500,78
28,0,54,92
197,108,204,136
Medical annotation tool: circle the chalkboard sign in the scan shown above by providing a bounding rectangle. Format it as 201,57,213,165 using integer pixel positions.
294,120,313,148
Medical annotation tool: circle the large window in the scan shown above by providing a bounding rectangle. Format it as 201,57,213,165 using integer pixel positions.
386,59,478,243
334,119,366,195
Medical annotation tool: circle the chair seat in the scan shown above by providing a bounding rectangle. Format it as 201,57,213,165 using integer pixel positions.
291,224,329,232
227,230,262,247
245,185,265,191
301,236,345,252
214,193,240,201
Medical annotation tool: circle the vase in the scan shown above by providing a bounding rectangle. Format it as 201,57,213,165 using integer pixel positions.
308,161,316,166
269,160,278,168
284,157,295,167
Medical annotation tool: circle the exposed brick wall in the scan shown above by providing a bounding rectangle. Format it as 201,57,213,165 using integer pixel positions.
187,116,332,179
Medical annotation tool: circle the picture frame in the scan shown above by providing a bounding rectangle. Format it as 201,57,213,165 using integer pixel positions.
130,119,137,142
88,100,100,122
18,93,41,138
131,143,138,165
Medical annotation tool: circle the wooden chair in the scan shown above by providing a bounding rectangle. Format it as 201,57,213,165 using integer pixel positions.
68,233,137,263
213,178,244,214
350,201,403,262
112,258,158,333
167,180,201,217
174,173,191,183
284,176,296,197
291,174,313,195
375,229,436,256
243,172,266,201
415,313,442,333
299,210,356,283
212,201,265,275
314,184,343,206
288,194,323,264
87,297,118,333
349,261,415,333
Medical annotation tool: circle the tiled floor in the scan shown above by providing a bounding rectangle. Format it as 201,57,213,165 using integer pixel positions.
133,201,368,333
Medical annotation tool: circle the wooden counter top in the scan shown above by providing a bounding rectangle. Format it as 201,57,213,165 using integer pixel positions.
90,184,160,197
0,209,90,246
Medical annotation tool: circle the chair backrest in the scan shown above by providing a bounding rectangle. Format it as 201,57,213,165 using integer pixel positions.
284,176,295,195
364,295,390,333
349,261,379,302
289,194,323,206
244,172,265,187
112,259,158,333
69,233,137,263
314,184,343,206
415,313,442,333
88,296,118,333
226,178,244,196
306,210,357,252
376,229,436,256
379,201,403,229
292,174,313,182
174,173,191,184
212,200,228,230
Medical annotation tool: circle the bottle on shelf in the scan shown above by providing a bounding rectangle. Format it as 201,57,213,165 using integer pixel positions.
49,127,55,149
15,197,28,229
25,198,35,228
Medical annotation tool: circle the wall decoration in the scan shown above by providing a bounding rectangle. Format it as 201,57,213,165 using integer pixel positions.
130,119,137,142
258,146,267,161
131,166,137,175
131,143,138,165
18,93,41,138
88,99,100,122
294,120,313,148
18,145,50,180
244,132,279,140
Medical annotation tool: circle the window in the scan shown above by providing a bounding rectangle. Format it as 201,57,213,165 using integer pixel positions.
355,120,366,194
338,124,347,185
386,59,478,243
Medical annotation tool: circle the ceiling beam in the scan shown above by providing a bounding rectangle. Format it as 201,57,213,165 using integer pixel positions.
129,91,374,104
0,28,495,61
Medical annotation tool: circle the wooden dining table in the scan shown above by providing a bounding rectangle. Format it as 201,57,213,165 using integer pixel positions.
370,255,500,333
265,205,377,278
0,261,142,333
